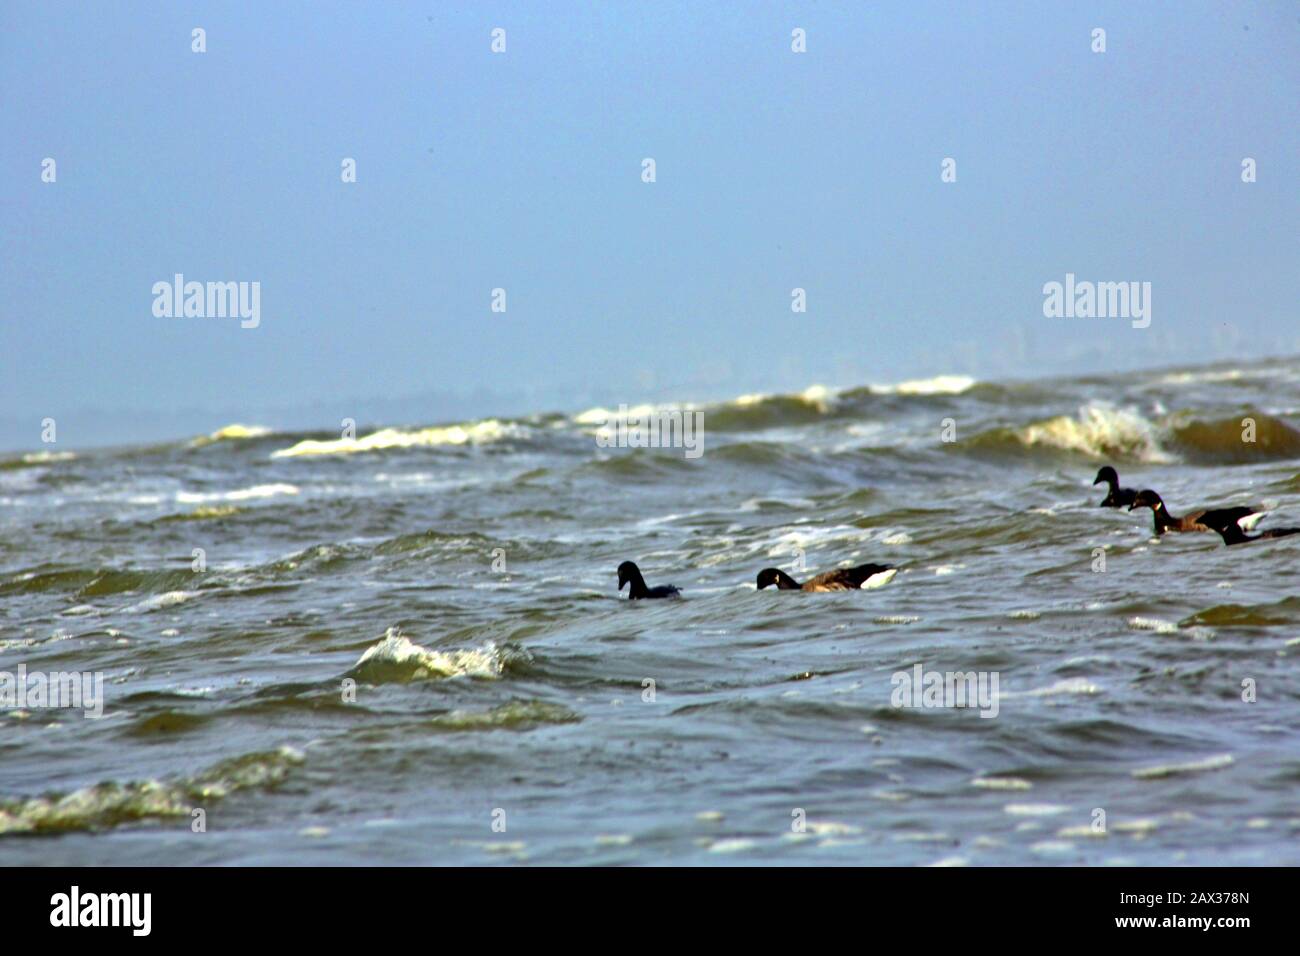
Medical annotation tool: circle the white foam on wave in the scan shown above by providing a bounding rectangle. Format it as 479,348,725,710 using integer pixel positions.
574,401,692,425
191,423,272,447
353,627,519,681
272,420,520,458
125,590,200,613
577,385,836,439
730,384,836,411
1018,402,1172,462
1150,367,1290,388
176,483,299,504
575,376,972,434
21,450,77,464
1126,616,1179,634
869,374,977,396
706,838,758,853
764,525,863,557
1133,754,1234,780
1004,803,1070,817
1001,678,1101,698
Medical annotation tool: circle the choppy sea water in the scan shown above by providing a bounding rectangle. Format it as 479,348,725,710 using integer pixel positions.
3,358,1300,865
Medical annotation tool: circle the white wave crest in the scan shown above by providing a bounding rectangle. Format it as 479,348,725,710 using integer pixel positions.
191,423,272,447
272,420,521,458
1133,754,1234,780
869,374,977,396
176,483,299,504
731,384,836,410
1017,402,1172,462
20,450,76,464
125,590,200,613
352,627,521,681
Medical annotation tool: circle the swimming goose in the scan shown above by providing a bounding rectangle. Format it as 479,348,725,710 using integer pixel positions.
1094,466,1137,508
617,561,680,599
1128,489,1260,536
756,563,896,592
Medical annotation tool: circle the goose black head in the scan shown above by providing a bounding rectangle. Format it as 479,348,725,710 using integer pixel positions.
617,561,640,591
756,568,791,590
1093,465,1119,487
1129,489,1163,512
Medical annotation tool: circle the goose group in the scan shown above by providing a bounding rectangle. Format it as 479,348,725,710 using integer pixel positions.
1098,467,1298,548
615,465,1296,599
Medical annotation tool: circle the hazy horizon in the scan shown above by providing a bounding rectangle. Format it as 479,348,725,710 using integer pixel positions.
4,349,1299,455
4,2,1298,452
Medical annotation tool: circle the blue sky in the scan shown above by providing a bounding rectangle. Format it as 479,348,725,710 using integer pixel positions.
2,1,1298,449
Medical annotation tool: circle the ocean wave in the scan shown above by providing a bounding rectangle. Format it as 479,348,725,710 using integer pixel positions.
0,450,77,471
349,627,530,683
575,401,696,425
429,699,580,731
1149,366,1294,388
176,483,299,504
271,420,523,458
868,374,977,396
1002,678,1101,698
124,590,200,613
964,402,1171,462
157,504,244,523
0,747,303,836
1126,617,1179,634
701,388,838,431
575,377,978,435
1132,754,1234,780
0,567,200,599
1183,598,1300,627
190,423,273,447
1016,403,1171,462
958,399,1300,466
23,450,77,463
576,393,829,437
268,542,365,574
1166,412,1300,464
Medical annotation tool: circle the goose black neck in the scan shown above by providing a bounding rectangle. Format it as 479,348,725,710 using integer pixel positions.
1152,504,1176,532
625,569,650,598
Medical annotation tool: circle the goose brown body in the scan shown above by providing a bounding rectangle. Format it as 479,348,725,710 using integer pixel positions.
1128,490,1258,535
756,563,894,592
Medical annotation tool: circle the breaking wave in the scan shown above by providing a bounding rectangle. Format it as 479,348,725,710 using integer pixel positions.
190,423,273,447
176,483,299,504
0,747,303,836
271,420,525,458
1166,412,1300,464
868,374,977,396
965,403,1172,462
348,628,531,683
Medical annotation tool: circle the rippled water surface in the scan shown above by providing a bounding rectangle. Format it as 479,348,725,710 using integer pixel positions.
3,359,1300,864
